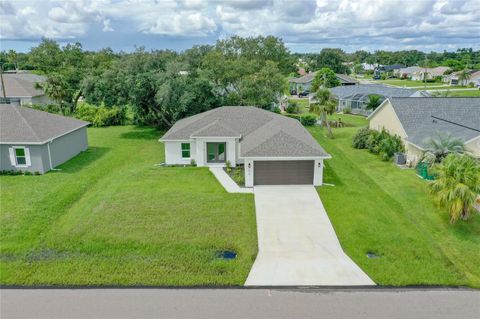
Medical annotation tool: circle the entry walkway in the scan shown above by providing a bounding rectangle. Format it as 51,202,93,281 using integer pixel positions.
245,185,374,286
209,167,253,193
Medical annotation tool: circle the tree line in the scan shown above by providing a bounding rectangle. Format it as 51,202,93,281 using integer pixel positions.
0,36,294,128
1,38,478,128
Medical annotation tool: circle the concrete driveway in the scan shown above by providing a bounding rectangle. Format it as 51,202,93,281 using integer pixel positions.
245,186,374,286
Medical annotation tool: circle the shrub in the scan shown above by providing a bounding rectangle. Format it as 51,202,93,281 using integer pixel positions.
75,103,127,127
226,160,232,172
190,159,196,166
353,128,374,149
378,135,404,161
272,107,281,114
343,106,352,114
354,128,404,160
232,166,245,185
286,102,300,114
300,114,317,126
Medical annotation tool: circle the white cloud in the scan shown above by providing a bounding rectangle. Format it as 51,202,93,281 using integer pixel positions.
1,0,479,51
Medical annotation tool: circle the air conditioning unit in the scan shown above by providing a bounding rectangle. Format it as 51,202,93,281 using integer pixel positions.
394,153,406,165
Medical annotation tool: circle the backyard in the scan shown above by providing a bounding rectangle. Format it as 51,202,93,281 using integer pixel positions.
0,126,257,286
310,116,480,287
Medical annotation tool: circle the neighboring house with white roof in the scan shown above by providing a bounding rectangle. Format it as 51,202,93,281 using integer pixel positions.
320,84,431,116
0,72,52,106
395,66,423,79
444,70,480,86
367,98,480,165
160,106,331,187
0,104,89,174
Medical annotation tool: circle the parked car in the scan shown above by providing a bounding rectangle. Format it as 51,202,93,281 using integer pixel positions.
298,90,310,97
290,89,297,95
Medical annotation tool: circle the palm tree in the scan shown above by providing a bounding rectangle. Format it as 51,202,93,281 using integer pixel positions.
310,88,336,138
430,154,480,224
425,132,465,162
365,94,382,110
457,69,471,86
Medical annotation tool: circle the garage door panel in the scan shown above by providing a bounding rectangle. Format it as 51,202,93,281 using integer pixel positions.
254,160,314,185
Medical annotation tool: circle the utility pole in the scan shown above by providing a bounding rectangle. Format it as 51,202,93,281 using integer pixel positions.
423,55,428,90
0,62,7,103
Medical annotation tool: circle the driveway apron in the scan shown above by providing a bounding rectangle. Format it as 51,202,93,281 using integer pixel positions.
245,185,375,286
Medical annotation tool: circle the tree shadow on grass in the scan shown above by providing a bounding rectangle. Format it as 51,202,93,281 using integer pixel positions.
52,147,111,174
120,126,163,140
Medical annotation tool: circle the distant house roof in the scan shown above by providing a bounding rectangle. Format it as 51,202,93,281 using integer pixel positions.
0,104,89,144
288,72,358,86
329,84,429,99
288,72,316,84
160,106,330,158
380,64,405,71
0,73,46,98
380,98,480,149
397,66,423,75
336,74,358,85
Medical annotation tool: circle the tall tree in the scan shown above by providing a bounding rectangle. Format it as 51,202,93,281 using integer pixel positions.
311,67,339,91
310,88,336,138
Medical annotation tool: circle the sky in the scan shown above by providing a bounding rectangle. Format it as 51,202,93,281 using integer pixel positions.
1,0,479,53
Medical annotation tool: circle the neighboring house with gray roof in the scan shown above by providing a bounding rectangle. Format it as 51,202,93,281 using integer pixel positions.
0,104,89,174
321,84,431,116
0,72,52,106
367,97,480,164
288,72,357,94
160,106,330,187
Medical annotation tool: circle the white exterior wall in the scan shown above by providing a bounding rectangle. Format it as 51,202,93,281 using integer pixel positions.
244,159,254,187
164,141,197,165
194,137,238,167
163,138,238,167
313,159,324,186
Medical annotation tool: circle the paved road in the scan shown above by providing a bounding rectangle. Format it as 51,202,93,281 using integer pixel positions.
245,186,374,286
1,288,478,319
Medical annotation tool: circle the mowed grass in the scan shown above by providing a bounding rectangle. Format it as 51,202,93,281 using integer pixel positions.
376,79,448,88
309,117,480,287
446,90,480,97
0,126,257,286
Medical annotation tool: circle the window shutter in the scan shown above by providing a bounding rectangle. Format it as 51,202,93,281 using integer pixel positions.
24,148,31,166
8,148,16,166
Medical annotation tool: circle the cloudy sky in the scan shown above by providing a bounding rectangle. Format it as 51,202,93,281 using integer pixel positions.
1,0,479,53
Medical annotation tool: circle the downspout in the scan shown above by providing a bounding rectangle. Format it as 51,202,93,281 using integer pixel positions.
47,140,61,171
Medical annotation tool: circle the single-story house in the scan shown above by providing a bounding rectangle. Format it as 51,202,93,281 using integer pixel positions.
320,84,431,116
160,106,331,187
394,66,423,79
367,97,480,164
443,70,480,86
0,104,89,174
411,66,450,81
0,72,52,106
288,72,358,93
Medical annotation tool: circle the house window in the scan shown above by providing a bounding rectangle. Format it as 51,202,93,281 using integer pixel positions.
15,148,27,165
181,143,190,158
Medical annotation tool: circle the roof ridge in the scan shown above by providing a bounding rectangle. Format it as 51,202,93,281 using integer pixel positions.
243,129,321,157
12,105,41,142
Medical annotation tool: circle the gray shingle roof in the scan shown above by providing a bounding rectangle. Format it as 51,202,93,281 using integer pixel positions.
288,72,316,84
0,73,46,97
336,74,358,84
161,106,329,158
330,84,423,99
389,97,480,149
0,104,89,144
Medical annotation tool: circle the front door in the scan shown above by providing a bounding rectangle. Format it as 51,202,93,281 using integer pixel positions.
207,143,227,163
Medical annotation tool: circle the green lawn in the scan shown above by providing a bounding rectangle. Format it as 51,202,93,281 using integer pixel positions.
445,90,480,97
0,126,257,286
376,79,448,88
310,118,480,287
